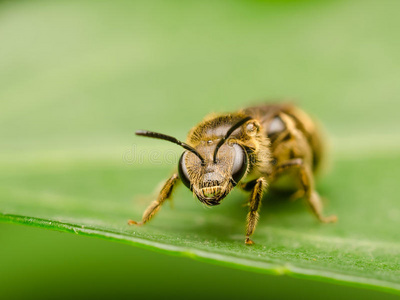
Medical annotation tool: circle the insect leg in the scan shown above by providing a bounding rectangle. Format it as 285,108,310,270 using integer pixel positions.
307,190,337,223
128,173,179,226
272,159,337,223
245,177,267,245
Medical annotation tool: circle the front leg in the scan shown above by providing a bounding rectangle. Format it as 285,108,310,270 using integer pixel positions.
128,173,179,226
245,177,267,245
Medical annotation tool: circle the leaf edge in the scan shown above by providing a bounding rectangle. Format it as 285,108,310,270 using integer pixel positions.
1,213,399,296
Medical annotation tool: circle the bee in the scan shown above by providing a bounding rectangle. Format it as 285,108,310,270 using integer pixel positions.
128,103,337,245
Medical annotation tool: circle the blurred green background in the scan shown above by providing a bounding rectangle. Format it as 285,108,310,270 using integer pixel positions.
1,0,400,298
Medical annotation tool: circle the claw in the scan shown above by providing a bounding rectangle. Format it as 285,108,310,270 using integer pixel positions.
320,215,338,223
245,237,255,245
128,220,143,226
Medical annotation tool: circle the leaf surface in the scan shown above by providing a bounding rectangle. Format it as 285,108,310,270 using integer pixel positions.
1,0,400,294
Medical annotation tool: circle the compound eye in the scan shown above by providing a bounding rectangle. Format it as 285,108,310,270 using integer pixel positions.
231,144,248,185
178,151,191,190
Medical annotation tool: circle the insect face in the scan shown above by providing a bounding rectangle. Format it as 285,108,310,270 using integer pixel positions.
178,141,248,206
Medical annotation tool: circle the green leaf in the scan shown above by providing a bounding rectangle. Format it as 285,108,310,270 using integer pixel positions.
1,0,400,295
1,154,400,294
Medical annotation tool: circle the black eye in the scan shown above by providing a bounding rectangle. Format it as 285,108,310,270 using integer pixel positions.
231,144,248,185
178,151,191,190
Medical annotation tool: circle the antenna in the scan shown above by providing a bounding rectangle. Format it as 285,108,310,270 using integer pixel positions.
136,130,206,166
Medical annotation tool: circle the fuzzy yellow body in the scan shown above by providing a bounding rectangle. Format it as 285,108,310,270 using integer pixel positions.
243,104,323,191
